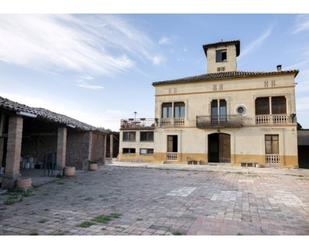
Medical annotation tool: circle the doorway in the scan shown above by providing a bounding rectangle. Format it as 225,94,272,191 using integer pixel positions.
208,133,231,163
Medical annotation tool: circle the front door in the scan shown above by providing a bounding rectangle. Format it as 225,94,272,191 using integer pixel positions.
208,133,231,163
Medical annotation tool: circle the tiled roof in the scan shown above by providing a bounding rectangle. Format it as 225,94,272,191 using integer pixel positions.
152,70,299,86
0,96,108,132
203,40,240,56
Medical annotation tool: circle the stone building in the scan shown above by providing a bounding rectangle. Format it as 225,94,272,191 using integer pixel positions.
118,40,299,168
0,96,116,189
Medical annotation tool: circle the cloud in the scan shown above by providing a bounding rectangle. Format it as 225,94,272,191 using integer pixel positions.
293,15,309,34
239,26,273,60
0,14,165,75
151,55,166,65
77,83,104,90
158,36,172,45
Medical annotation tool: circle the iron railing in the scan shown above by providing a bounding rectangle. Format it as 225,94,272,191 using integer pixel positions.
120,118,156,130
196,115,243,128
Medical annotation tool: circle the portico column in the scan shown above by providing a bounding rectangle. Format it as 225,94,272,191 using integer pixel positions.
56,127,67,169
3,115,23,188
110,134,113,159
103,134,107,164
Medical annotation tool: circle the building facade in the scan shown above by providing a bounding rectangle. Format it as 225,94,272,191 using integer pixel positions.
119,40,299,168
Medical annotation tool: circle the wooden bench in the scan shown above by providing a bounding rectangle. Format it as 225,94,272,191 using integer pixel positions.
240,161,258,167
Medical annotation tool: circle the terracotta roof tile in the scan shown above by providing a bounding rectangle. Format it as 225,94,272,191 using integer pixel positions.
152,70,299,86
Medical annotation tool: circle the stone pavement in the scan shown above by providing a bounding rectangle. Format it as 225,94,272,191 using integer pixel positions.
0,165,309,235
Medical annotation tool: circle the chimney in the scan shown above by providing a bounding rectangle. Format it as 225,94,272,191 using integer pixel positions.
277,64,282,72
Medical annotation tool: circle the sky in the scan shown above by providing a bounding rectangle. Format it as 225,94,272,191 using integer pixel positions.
0,14,309,131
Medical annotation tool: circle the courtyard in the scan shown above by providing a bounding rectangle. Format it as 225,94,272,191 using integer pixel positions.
0,164,309,235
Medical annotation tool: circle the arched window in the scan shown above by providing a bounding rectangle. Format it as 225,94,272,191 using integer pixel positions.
272,96,286,114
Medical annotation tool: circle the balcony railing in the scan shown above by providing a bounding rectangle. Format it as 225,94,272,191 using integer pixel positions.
166,152,178,161
196,115,243,129
120,118,156,130
255,114,294,125
265,154,280,166
159,118,185,128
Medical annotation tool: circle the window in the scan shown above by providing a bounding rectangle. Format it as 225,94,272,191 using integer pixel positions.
174,102,185,118
217,67,225,72
216,49,227,62
255,97,270,115
271,96,286,114
162,103,172,118
122,132,136,142
140,131,154,142
211,99,227,122
265,135,279,154
140,148,154,155
236,106,246,115
122,148,136,154
255,96,286,115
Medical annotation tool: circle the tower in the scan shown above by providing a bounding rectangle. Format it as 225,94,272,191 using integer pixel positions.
203,40,240,73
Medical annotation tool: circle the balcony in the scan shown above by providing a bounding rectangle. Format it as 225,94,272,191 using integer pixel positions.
255,114,295,125
166,152,178,161
159,118,185,128
265,154,280,166
196,115,243,129
120,118,156,130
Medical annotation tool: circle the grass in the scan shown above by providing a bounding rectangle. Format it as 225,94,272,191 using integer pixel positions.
78,213,122,228
4,189,33,205
78,221,96,228
172,230,184,235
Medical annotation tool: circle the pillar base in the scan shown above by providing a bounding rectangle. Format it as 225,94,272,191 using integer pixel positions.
1,176,17,189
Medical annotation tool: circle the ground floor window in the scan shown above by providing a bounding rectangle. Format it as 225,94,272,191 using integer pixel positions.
140,148,154,155
122,148,136,154
265,135,279,154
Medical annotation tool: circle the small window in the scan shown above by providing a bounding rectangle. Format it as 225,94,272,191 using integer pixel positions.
123,148,136,154
123,132,136,142
216,49,227,62
236,106,246,115
140,131,154,142
140,148,154,155
217,67,225,72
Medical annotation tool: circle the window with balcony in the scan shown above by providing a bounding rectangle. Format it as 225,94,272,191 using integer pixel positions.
122,131,136,142
162,103,172,118
174,102,185,118
272,96,286,114
255,96,286,115
140,131,154,142
211,99,227,122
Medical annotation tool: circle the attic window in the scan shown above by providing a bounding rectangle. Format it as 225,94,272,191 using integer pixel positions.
216,49,227,62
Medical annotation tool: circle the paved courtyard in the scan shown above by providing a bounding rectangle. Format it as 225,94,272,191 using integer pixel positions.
1,165,309,235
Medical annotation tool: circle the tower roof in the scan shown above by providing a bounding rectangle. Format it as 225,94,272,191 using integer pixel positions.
203,40,240,57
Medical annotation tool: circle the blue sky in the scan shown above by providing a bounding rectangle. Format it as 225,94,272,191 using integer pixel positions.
0,14,309,131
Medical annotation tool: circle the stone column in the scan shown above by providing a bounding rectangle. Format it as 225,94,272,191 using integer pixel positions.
0,113,5,166
110,134,113,159
3,115,23,188
103,134,107,164
87,131,93,161
56,127,67,169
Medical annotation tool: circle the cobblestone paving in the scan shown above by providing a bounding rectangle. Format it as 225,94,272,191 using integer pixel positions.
1,166,309,235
